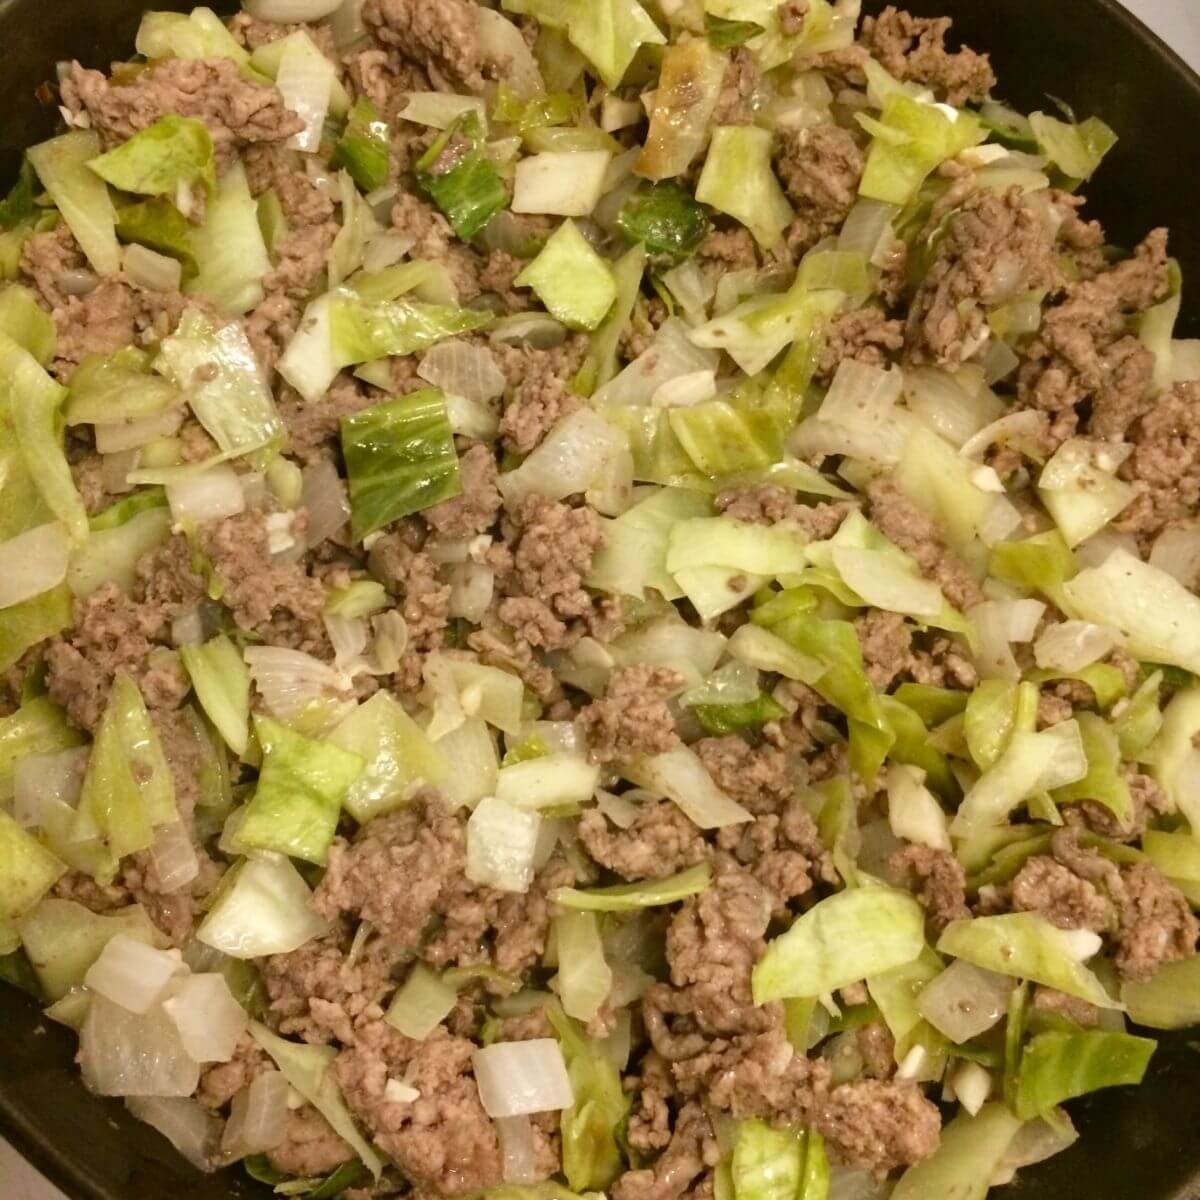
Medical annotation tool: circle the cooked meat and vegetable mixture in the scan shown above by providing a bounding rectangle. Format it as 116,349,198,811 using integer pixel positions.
0,0,1198,1197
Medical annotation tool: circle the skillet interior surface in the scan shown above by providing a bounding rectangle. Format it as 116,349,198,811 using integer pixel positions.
2,1,1200,1197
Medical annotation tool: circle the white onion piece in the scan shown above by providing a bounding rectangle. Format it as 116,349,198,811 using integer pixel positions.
301,458,351,546
959,408,1048,460
244,646,355,728
276,34,335,153
448,562,495,623
243,0,342,17
496,1114,540,1184
167,466,245,525
12,746,90,828
197,855,330,959
171,607,205,648
466,796,542,894
969,599,1046,680
489,312,568,350
123,243,182,292
81,994,201,1097
419,339,507,402
473,1039,574,1117
100,450,139,495
84,934,182,1014
324,613,369,673
625,745,752,829
512,152,612,218
126,1096,221,1170
953,1061,993,1116
594,789,640,830
1150,522,1200,587
94,406,185,454
885,764,951,852
163,973,248,1064
367,609,408,675
220,1069,289,1160
1061,928,1103,962
362,230,415,273
384,1078,420,1103
150,822,201,893
1034,620,1120,672
652,368,717,409
498,408,629,507
0,522,71,608
916,960,1017,1043
1073,527,1140,568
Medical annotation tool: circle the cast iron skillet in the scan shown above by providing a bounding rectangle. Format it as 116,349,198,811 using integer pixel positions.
3,1,1200,1197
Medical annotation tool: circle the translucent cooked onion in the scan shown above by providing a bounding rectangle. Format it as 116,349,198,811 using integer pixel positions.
916,959,1017,1043
122,243,182,292
447,562,495,623
12,746,89,828
219,1069,289,1160
473,1039,574,1117
329,0,368,49
1150,522,1200,587
496,1114,539,1184
244,646,355,729
475,8,542,97
94,407,185,454
126,1096,221,1171
466,795,542,893
0,522,71,609
1034,620,1120,672
419,339,507,403
243,0,343,19
80,994,201,1097
301,458,352,546
167,466,246,524
163,973,248,1063
150,821,201,894
489,312,568,350
84,934,182,1015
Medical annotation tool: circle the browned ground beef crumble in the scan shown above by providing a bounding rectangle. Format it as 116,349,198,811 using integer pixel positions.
4,2,1198,1198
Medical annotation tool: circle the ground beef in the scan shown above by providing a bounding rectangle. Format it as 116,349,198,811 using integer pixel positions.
908,634,979,690
364,0,489,93
1032,986,1104,1029
1070,768,1169,842
279,376,379,462
1010,855,1116,932
856,1021,898,1079
866,477,984,610
1114,381,1200,541
267,1107,356,1178
906,189,1060,368
314,797,466,952
694,736,799,816
855,610,913,691
135,535,206,619
499,362,584,455
613,1102,718,1200
716,797,831,906
60,58,302,166
1019,228,1169,444
712,48,762,125
698,226,759,272
423,443,503,539
860,6,995,104
368,541,450,676
44,583,188,731
467,621,561,704
889,844,970,933
20,227,190,372
335,1019,503,1195
495,497,618,652
576,665,683,763
262,935,394,1044
714,488,852,539
196,1034,269,1111
579,801,707,881
774,125,865,255
816,306,905,386
391,193,485,302
813,1079,941,1171
202,513,329,654
1115,861,1199,982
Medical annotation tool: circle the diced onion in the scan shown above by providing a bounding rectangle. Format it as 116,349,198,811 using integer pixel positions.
916,960,1016,1043
301,458,352,546
466,796,542,893
126,1096,221,1170
497,1114,539,1184
497,408,629,508
244,646,355,730
447,562,496,623
94,407,185,454
475,8,542,97
495,753,601,810
512,152,612,218
167,466,246,525
969,599,1046,680
419,339,507,402
624,745,752,829
489,312,569,350
473,1039,574,1117
123,243,182,292
1033,620,1120,672
243,0,342,19
150,821,201,893
594,790,641,830
80,995,201,1097
385,963,458,1040
12,746,89,828
163,973,248,1063
952,1061,992,1116
0,523,71,608
84,934,182,1014
219,1069,289,1160
885,764,951,852
276,34,335,153
1150,522,1200,587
